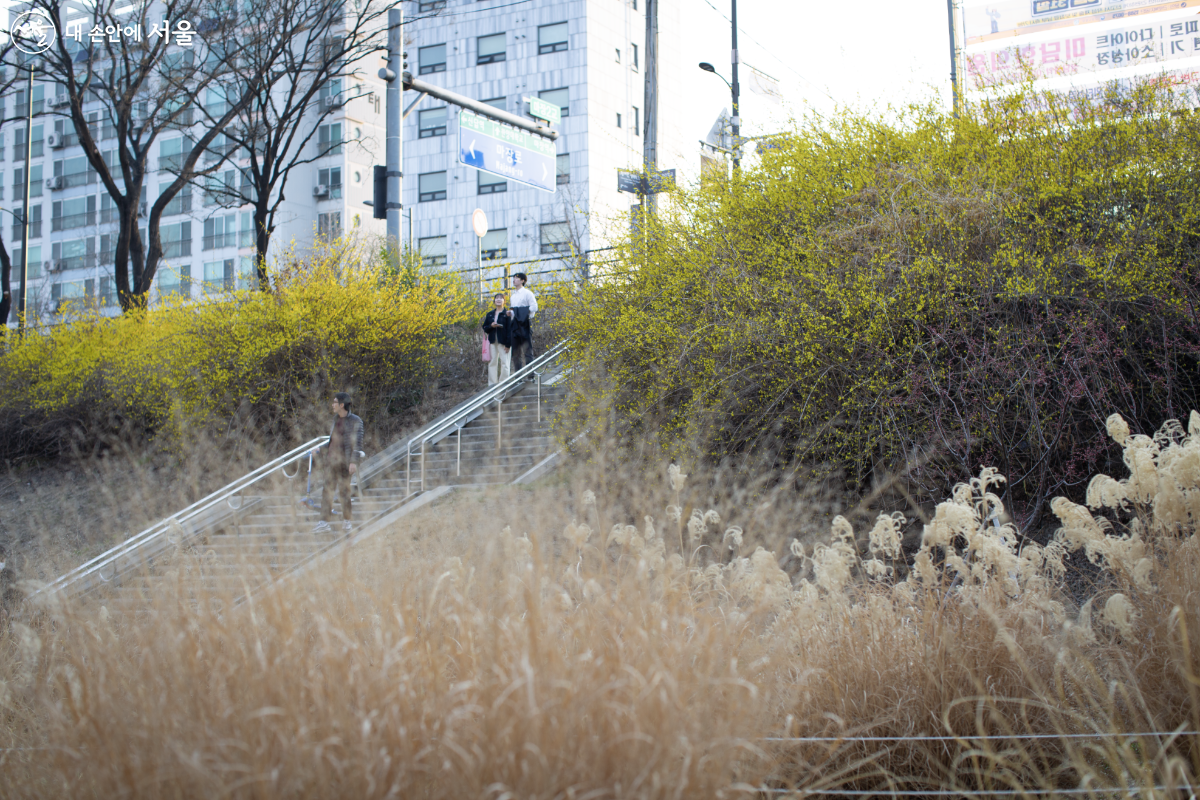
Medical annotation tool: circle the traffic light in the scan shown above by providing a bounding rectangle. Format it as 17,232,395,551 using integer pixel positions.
372,165,387,220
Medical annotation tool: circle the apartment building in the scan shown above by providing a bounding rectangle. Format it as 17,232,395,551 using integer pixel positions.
0,1,386,321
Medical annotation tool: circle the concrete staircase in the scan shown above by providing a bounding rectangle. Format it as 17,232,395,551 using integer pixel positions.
37,345,569,612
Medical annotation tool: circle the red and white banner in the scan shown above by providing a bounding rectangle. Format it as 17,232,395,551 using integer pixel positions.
964,0,1198,45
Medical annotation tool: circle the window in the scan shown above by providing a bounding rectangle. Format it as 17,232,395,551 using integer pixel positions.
317,211,341,239
161,221,192,257
481,228,507,260
318,123,343,156
632,43,639,71
205,132,234,162
319,78,343,106
12,204,42,239
238,256,256,289
418,171,446,202
633,106,640,135
556,153,570,185
159,136,193,172
52,196,96,231
616,113,622,128
419,44,447,75
51,236,96,270
203,258,236,291
477,33,506,65
14,124,45,159
418,235,447,267
240,211,255,247
540,222,571,255
100,276,115,306
203,214,237,249
204,170,236,207
14,85,44,116
482,97,506,112
162,183,193,215
54,155,96,188
418,107,447,138
100,234,117,265
52,280,91,313
538,22,568,54
418,0,446,10
205,86,229,116
318,167,342,199
13,164,44,198
158,264,192,299
54,117,79,147
538,88,569,118
12,245,42,278
477,171,506,195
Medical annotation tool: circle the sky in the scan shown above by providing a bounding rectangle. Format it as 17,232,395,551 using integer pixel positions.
677,0,956,146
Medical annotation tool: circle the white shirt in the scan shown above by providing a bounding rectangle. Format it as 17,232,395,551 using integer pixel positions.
509,286,537,318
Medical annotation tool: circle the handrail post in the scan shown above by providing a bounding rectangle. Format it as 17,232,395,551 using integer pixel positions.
536,371,542,422
421,439,427,491
406,443,411,498
456,426,462,477
497,397,503,447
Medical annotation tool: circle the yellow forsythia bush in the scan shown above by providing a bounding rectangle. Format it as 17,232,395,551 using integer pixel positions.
0,239,475,458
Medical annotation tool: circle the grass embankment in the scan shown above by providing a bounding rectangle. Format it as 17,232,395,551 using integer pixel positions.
1,411,1197,796
562,83,1200,530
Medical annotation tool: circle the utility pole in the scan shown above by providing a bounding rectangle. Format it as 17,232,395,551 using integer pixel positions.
18,62,35,333
730,0,740,171
643,0,659,210
947,0,960,117
386,8,402,243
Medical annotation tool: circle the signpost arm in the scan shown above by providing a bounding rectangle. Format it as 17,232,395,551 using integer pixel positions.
407,75,559,140
947,0,960,118
731,0,740,172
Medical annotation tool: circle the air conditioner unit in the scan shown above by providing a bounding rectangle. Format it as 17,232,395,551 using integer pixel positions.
46,260,63,272
312,184,329,198
48,95,69,108
43,260,54,273
45,176,64,190
137,203,147,218
322,96,340,111
46,132,64,148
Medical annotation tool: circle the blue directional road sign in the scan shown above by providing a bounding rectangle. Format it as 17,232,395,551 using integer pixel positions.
458,109,557,194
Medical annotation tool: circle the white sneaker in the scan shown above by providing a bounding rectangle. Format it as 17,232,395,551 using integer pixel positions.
313,520,332,534
342,521,353,535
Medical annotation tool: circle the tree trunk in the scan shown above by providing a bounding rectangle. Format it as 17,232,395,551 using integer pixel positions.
255,200,273,291
0,232,11,327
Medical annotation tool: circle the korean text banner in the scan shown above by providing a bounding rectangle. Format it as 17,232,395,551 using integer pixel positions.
965,9,1200,88
964,0,1198,45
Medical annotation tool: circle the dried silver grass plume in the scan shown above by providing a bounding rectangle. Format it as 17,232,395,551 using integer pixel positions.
1101,593,1139,638
1106,413,1131,445
667,463,688,492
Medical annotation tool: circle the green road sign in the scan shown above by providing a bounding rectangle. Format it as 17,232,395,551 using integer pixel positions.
527,96,561,127
459,109,557,193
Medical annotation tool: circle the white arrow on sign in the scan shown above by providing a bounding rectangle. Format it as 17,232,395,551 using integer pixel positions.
469,138,479,159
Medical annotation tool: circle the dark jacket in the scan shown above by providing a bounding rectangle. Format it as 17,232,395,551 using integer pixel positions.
482,309,513,347
328,413,365,466
508,305,532,341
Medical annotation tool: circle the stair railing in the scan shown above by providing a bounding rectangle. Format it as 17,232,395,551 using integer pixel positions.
356,340,569,496
32,436,330,602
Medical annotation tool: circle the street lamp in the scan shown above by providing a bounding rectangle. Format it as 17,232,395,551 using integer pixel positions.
698,62,739,171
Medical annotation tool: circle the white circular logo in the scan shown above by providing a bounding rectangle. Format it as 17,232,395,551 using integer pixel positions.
11,10,56,55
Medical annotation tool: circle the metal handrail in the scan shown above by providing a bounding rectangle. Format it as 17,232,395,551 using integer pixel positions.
357,341,570,492
33,435,329,601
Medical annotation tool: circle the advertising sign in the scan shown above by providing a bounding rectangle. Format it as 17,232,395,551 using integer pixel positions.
965,8,1200,87
964,0,1198,44
458,109,557,193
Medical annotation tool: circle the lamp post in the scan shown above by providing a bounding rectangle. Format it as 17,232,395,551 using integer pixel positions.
699,61,739,171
